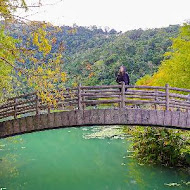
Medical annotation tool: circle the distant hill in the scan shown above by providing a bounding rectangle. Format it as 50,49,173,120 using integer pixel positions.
60,25,179,86
9,23,180,89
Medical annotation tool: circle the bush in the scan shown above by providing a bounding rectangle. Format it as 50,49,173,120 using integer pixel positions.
125,126,190,167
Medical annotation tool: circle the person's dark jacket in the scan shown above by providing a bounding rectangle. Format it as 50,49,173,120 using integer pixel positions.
116,72,130,85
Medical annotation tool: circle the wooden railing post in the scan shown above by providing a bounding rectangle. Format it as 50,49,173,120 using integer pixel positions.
36,93,39,115
165,84,169,110
120,82,125,108
154,89,158,110
78,84,82,110
13,98,17,119
48,106,51,115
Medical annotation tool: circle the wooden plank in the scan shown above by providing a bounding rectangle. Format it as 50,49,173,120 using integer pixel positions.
60,112,70,126
0,110,15,117
126,90,166,96
169,99,190,105
0,122,7,137
156,110,165,126
12,119,21,134
48,113,55,128
168,104,190,110
171,111,180,126
178,112,188,127
169,87,190,93
5,120,14,136
33,115,40,130
25,116,35,131
90,109,105,125
149,110,157,125
16,105,36,112
81,93,120,98
169,101,190,108
68,110,77,126
169,93,189,99
82,110,91,124
76,110,84,125
164,110,172,126
141,110,150,125
82,99,120,105
54,112,62,128
128,85,165,90
133,109,142,125
16,109,36,116
119,109,131,125
82,89,119,93
187,113,190,127
81,85,121,89
126,95,156,99
0,107,14,114
104,109,120,125
20,117,27,133
125,99,165,104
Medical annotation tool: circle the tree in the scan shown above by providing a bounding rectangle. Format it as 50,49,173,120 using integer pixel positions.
136,24,190,89
0,0,27,101
0,1,67,105
133,24,190,167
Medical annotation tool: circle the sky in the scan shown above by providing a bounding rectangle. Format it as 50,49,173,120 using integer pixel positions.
20,0,190,32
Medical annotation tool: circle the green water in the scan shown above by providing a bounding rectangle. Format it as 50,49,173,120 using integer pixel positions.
0,127,189,190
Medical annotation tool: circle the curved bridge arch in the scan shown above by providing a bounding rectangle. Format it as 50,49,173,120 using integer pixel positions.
0,108,189,138
1,84,190,138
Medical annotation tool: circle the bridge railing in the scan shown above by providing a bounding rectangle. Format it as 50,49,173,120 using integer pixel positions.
0,84,190,121
79,83,190,110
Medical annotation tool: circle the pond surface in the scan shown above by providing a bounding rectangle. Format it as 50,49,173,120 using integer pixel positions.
0,127,189,190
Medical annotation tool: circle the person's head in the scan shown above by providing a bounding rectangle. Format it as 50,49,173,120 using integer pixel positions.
119,65,126,74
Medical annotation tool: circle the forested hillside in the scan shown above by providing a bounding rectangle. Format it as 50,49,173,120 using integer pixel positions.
62,25,179,86
8,23,179,94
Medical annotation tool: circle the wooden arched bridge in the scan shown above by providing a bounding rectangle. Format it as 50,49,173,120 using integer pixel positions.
0,83,190,138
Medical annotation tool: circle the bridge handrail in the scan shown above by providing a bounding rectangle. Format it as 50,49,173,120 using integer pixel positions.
0,83,190,121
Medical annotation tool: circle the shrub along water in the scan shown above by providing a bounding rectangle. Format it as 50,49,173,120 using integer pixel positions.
124,126,190,167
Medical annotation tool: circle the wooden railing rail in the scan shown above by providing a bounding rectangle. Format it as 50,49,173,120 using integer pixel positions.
0,84,190,121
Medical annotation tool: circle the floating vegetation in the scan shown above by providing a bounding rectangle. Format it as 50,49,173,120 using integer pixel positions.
164,183,181,187
83,126,128,140
164,181,190,187
81,128,89,131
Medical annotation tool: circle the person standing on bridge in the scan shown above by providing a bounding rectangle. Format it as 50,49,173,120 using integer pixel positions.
116,65,130,91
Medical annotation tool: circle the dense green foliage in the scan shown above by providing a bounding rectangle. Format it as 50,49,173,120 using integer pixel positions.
136,24,190,89
0,1,67,105
9,24,179,94
0,0,27,101
62,25,179,86
126,127,190,166
129,24,190,167
0,27,20,101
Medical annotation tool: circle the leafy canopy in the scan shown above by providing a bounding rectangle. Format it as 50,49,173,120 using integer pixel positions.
0,1,67,105
136,24,190,89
